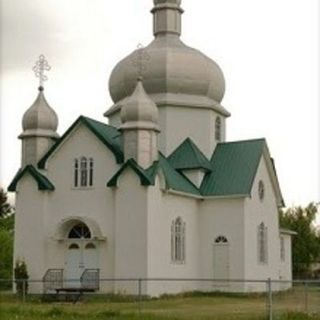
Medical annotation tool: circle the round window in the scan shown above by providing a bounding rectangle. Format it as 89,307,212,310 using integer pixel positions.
258,180,265,200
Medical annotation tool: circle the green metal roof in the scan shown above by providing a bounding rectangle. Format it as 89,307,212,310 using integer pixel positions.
107,159,153,187
38,116,123,169
168,138,212,172
8,165,55,192
151,154,201,195
200,139,266,196
107,154,200,196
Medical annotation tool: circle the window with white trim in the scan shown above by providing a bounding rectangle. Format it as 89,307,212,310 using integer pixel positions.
280,236,285,261
258,222,268,264
171,217,186,263
74,157,94,187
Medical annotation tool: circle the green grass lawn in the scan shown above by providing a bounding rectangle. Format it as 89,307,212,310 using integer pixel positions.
0,289,320,320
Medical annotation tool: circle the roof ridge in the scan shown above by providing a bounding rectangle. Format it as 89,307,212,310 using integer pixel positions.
186,138,210,165
107,158,153,187
81,116,118,130
168,137,211,171
217,138,266,146
38,116,123,168
8,165,55,192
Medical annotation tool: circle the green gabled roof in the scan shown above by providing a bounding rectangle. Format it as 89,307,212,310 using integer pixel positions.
149,154,201,196
107,159,154,187
107,154,200,196
8,165,55,192
38,116,123,169
200,139,266,196
168,138,211,172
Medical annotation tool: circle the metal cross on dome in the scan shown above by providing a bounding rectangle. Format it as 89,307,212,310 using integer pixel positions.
32,55,51,88
132,43,150,78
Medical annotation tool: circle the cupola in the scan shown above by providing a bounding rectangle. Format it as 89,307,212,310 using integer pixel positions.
106,0,230,158
120,78,160,168
19,55,59,166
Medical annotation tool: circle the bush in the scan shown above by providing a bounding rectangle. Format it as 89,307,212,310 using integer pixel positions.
14,260,29,296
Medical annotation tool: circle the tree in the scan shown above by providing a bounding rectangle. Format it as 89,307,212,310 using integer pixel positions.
280,202,320,278
0,188,13,218
0,187,14,288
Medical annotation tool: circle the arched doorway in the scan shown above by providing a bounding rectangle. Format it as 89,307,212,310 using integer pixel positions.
213,235,229,285
64,223,98,287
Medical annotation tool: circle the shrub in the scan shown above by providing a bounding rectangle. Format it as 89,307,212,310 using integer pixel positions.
14,260,29,296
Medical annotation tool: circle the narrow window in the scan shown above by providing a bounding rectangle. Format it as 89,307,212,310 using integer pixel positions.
74,159,79,187
258,180,265,200
280,237,285,261
80,157,88,187
89,158,94,186
258,223,268,264
215,116,221,141
171,217,186,263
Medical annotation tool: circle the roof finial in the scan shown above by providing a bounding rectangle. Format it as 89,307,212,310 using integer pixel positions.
32,55,51,91
132,44,150,79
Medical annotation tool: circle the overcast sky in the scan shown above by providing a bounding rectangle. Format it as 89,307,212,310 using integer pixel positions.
0,0,319,209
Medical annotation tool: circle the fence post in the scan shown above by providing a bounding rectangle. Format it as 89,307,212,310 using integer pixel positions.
22,279,26,303
266,278,272,320
138,278,142,315
304,281,308,313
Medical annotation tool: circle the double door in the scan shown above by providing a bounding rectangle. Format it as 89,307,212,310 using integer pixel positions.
64,241,98,287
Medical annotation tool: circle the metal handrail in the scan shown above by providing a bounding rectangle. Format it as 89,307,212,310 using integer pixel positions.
80,268,100,290
42,269,64,293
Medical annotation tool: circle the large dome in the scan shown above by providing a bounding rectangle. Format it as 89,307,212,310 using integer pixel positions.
106,0,228,117
109,35,225,106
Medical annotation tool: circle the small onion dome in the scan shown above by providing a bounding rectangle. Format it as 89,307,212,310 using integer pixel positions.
20,87,59,139
120,78,160,131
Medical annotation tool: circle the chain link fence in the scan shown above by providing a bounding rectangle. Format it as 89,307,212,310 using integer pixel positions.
1,278,320,319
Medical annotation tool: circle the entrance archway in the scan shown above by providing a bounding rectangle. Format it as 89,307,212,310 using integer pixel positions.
64,222,99,287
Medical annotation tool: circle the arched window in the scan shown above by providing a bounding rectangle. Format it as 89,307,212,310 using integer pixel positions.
258,223,268,264
85,242,96,249
215,116,222,141
69,243,80,249
68,223,91,239
215,235,228,244
73,157,94,187
171,217,186,263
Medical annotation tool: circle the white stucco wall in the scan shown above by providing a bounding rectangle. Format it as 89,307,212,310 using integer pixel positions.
199,197,245,292
113,169,149,295
146,182,200,295
14,175,48,293
244,156,282,292
155,106,226,158
182,170,205,188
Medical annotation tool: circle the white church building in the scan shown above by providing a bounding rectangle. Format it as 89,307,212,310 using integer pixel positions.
9,0,294,295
